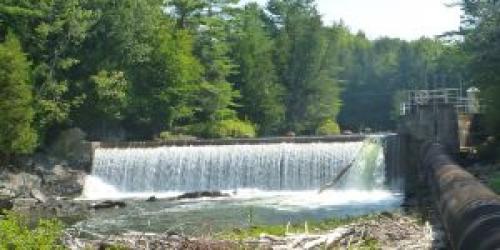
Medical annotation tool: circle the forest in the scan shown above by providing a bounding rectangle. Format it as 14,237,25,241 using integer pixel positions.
0,0,498,157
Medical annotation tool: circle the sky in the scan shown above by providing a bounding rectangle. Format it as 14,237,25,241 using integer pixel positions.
240,0,462,40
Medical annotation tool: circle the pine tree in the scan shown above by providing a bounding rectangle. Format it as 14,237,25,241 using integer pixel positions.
0,33,37,158
231,3,285,135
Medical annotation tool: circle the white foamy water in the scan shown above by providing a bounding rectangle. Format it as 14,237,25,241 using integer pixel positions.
81,177,399,210
82,138,396,200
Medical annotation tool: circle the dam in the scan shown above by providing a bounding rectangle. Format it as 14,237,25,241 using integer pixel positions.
76,134,403,235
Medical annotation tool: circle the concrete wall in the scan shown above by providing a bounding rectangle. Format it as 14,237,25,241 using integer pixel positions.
399,104,459,155
95,135,368,149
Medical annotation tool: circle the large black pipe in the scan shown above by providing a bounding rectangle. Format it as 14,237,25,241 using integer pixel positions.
421,143,500,250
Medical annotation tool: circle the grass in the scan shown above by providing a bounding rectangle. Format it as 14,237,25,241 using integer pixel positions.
216,214,377,241
487,171,500,193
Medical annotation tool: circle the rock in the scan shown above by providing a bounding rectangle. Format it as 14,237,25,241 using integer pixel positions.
42,167,86,198
8,172,41,190
90,200,126,209
174,191,230,200
325,227,353,248
0,187,16,199
53,165,71,178
30,189,48,203
303,237,326,249
0,198,13,212
146,196,157,202
12,198,39,210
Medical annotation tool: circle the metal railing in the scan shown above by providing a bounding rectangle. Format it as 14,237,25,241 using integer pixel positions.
400,88,481,116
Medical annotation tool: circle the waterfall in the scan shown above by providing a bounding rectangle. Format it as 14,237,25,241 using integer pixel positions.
83,136,398,199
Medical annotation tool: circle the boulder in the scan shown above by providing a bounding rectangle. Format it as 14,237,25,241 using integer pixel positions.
90,200,126,210
146,196,157,202
30,189,48,203
174,191,230,200
0,198,13,212
0,187,16,199
8,172,41,190
12,198,39,210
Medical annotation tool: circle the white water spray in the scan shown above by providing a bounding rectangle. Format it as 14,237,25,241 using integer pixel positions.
83,137,393,200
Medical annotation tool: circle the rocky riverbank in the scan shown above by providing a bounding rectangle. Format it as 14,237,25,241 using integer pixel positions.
62,212,446,249
0,157,91,221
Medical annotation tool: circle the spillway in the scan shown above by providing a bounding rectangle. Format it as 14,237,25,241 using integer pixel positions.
83,135,399,199
76,135,402,235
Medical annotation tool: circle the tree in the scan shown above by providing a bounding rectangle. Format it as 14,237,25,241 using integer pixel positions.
231,3,285,135
267,0,342,134
0,33,37,158
0,0,96,141
462,0,500,139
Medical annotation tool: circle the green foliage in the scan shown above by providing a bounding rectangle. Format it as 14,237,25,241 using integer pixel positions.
316,119,341,136
217,214,371,241
268,0,343,134
462,1,500,141
0,211,64,249
91,70,128,121
189,119,256,139
0,0,476,152
158,131,196,141
231,3,285,135
0,33,37,156
488,171,500,194
352,238,380,250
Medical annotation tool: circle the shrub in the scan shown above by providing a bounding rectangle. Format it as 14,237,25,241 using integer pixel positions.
316,119,341,136
158,131,196,141
187,119,257,139
0,211,64,249
207,120,256,138
488,172,500,194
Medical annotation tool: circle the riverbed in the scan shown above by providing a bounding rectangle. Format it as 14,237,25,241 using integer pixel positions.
73,189,402,237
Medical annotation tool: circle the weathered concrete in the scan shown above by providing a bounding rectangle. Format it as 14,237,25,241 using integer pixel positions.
399,104,459,155
421,143,500,250
95,135,367,149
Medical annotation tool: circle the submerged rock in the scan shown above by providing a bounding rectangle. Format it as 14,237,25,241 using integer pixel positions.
90,200,126,210
174,191,230,200
146,196,157,202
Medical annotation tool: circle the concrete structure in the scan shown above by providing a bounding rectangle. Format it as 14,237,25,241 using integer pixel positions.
399,104,459,155
400,88,482,152
94,135,368,148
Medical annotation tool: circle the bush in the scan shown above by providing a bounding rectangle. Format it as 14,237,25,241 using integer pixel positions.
488,172,500,194
158,131,196,141
187,119,256,139
316,119,341,136
0,211,64,249
209,120,256,138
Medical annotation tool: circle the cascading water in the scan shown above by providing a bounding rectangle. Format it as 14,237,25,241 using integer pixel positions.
76,135,402,235
82,135,396,199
